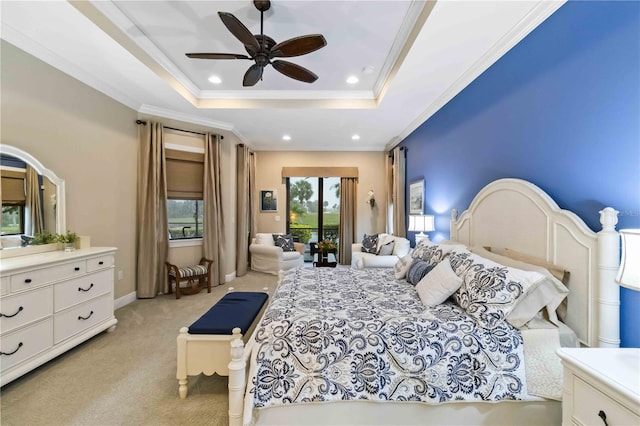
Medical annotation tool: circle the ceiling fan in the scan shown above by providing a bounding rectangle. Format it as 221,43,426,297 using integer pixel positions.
186,0,327,87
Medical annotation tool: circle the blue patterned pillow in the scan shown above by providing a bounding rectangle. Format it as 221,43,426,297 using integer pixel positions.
406,258,436,285
361,234,378,254
450,251,548,329
272,234,295,252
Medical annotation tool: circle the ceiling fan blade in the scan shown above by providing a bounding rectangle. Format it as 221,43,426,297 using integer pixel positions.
186,53,251,60
218,12,260,51
271,34,327,58
243,64,264,87
271,60,318,83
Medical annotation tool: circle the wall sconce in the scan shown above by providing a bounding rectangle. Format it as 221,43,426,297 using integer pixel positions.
617,229,640,291
367,190,375,208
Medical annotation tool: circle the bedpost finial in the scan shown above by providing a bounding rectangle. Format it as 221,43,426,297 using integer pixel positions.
599,207,619,231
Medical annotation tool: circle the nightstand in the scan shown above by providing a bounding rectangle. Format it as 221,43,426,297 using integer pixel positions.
557,348,640,426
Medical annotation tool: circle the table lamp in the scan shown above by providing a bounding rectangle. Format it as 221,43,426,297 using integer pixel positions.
408,214,435,244
616,229,640,290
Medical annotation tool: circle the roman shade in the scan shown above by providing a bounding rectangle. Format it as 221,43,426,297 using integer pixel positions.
165,149,204,199
281,167,358,178
1,169,26,203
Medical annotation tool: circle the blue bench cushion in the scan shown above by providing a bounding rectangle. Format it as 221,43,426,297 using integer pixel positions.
188,292,268,335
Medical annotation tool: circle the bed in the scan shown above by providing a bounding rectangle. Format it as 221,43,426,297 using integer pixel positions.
228,178,621,425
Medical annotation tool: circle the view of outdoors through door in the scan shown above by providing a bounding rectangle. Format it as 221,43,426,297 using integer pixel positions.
287,177,340,262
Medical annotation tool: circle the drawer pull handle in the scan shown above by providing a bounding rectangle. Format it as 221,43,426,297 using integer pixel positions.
1,306,24,318
78,311,94,321
74,267,81,271
24,278,32,283
98,261,104,265
1,342,23,356
78,283,94,292
598,410,608,426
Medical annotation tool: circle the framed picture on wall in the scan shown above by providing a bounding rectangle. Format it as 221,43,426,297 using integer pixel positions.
260,190,277,212
409,180,424,214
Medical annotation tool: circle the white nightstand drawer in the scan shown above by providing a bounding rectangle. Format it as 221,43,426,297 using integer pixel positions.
573,377,638,426
1,276,9,296
11,261,86,292
0,318,54,373
54,269,112,312
86,255,114,272
54,294,111,344
0,287,53,335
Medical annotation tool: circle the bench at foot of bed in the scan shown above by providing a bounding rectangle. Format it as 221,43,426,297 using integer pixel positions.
176,290,268,399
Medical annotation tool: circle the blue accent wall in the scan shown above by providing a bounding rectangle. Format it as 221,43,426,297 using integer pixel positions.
400,1,640,347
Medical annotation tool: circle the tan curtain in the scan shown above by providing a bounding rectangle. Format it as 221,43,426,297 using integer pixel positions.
25,165,44,235
391,147,406,237
136,122,169,298
338,177,357,265
203,133,225,285
235,144,255,276
385,154,393,234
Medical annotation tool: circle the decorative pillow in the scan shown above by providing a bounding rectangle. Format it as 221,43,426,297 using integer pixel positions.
468,246,569,326
486,247,570,285
272,234,296,252
406,258,436,286
393,254,413,280
411,243,467,267
451,251,553,329
415,258,463,307
361,234,379,254
377,240,395,256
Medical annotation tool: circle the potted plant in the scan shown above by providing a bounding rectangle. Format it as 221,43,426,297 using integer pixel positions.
32,231,58,245
317,239,337,259
56,230,78,252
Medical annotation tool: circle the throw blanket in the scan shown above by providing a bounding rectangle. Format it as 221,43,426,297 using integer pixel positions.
251,267,527,408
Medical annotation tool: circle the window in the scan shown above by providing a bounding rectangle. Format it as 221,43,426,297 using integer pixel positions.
167,200,203,239
2,204,25,235
165,148,204,240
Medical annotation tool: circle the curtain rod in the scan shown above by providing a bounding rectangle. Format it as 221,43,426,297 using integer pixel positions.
136,120,223,139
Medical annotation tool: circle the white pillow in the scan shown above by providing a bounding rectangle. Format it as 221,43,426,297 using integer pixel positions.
393,254,413,279
415,259,463,307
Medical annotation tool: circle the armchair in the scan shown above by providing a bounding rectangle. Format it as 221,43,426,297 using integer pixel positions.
351,233,411,269
249,233,305,275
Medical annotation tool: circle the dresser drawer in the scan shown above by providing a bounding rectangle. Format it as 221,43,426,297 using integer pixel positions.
0,318,53,373
11,261,87,292
1,276,9,296
0,287,53,335
54,294,112,344
573,377,639,425
87,255,114,272
54,269,112,312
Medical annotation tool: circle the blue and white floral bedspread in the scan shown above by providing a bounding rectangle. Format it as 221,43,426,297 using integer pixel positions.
251,267,527,408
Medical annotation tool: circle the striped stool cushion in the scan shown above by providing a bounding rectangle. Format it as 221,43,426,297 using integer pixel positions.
169,264,208,278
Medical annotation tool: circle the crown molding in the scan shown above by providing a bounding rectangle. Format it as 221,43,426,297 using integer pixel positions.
388,0,566,149
1,21,142,112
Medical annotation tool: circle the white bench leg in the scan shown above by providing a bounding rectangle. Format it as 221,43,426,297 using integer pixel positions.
177,326,189,399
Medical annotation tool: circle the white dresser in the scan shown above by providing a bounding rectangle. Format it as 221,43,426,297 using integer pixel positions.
558,348,640,426
0,247,117,386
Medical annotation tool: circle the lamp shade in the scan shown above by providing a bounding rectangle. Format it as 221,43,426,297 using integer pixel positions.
616,229,640,291
408,215,435,233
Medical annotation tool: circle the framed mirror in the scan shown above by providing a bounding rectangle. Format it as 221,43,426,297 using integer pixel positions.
1,144,66,250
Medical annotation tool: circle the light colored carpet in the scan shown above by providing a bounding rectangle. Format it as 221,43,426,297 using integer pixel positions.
0,271,279,426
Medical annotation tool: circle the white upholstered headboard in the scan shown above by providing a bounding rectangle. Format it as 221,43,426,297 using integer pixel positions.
450,178,620,348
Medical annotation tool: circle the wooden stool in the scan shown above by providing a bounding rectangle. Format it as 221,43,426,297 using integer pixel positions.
166,257,213,299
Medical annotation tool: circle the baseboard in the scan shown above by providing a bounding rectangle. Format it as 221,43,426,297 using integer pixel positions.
114,291,137,310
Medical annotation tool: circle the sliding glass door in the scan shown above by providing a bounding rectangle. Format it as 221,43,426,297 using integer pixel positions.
287,177,340,261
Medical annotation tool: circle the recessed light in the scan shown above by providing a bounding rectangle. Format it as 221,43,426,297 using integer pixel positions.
362,66,375,75
352,134,361,140
282,135,291,141
208,75,222,84
346,75,359,84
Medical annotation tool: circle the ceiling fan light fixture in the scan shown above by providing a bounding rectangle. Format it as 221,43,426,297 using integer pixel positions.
346,76,359,85
208,75,222,84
